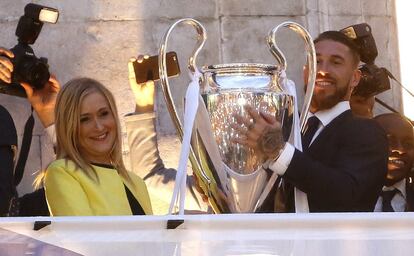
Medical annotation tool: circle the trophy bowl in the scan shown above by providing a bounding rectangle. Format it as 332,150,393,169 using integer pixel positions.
202,64,294,174
159,19,316,213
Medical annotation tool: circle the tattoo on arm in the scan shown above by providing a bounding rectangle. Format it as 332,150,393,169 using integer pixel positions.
259,126,284,160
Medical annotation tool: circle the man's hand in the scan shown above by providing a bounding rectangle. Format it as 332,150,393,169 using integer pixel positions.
0,47,14,84
128,55,155,114
20,75,60,127
231,105,285,161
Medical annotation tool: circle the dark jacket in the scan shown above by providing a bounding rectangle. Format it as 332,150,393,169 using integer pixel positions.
261,110,388,213
0,105,48,216
405,180,414,212
285,110,388,212
0,105,17,215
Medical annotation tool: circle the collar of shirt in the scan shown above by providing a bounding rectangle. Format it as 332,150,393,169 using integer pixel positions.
310,101,351,127
383,178,407,200
305,101,350,144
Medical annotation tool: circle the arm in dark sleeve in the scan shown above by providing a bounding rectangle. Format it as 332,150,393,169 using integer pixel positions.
0,105,17,215
284,119,388,211
0,146,15,215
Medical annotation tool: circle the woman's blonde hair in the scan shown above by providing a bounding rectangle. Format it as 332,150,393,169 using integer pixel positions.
54,77,128,181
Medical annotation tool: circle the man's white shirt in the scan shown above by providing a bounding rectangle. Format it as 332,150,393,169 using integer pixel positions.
268,101,351,175
374,179,407,212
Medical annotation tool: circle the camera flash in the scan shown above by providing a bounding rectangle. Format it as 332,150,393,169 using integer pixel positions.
24,3,59,24
39,9,59,24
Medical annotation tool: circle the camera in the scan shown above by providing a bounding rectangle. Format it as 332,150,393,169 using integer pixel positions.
340,23,391,98
356,63,390,98
0,3,59,97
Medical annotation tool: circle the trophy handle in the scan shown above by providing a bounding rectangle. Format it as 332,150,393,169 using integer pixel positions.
267,21,317,132
158,18,212,184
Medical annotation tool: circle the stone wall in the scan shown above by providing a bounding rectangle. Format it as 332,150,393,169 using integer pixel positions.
0,0,399,194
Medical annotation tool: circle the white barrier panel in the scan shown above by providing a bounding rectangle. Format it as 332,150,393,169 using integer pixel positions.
1,213,414,256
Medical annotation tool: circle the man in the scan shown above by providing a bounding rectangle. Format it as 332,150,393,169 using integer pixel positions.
374,113,414,212
234,31,388,212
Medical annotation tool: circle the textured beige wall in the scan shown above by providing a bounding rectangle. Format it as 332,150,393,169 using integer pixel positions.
0,0,399,194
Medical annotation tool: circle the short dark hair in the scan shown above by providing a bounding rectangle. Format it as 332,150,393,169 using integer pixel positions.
314,30,361,66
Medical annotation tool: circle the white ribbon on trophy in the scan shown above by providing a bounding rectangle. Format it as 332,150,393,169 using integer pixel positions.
279,70,309,213
169,71,201,215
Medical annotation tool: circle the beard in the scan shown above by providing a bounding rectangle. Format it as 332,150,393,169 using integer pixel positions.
310,77,351,112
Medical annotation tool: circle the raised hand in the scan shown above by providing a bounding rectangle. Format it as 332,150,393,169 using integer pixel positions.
128,55,156,114
20,75,60,127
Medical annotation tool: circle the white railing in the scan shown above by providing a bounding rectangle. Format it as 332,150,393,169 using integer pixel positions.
1,213,414,256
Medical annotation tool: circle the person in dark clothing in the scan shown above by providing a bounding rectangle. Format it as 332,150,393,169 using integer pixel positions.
0,104,18,215
0,46,59,216
374,113,414,212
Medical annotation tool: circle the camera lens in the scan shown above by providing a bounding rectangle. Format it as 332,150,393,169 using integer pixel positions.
16,55,49,89
27,61,49,89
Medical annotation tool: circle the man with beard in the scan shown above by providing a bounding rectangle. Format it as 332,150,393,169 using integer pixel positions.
233,31,388,212
374,113,414,212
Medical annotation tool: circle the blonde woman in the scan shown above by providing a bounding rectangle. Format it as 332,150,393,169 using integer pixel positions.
44,77,152,216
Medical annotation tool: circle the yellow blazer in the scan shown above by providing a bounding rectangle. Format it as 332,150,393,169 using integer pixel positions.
44,159,152,216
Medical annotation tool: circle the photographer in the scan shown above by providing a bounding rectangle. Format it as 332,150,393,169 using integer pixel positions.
0,46,60,216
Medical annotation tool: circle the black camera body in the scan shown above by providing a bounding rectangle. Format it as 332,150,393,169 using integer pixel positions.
10,43,50,89
356,63,391,98
340,23,391,98
0,4,58,97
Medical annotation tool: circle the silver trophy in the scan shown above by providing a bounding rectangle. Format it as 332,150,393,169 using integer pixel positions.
159,19,316,213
